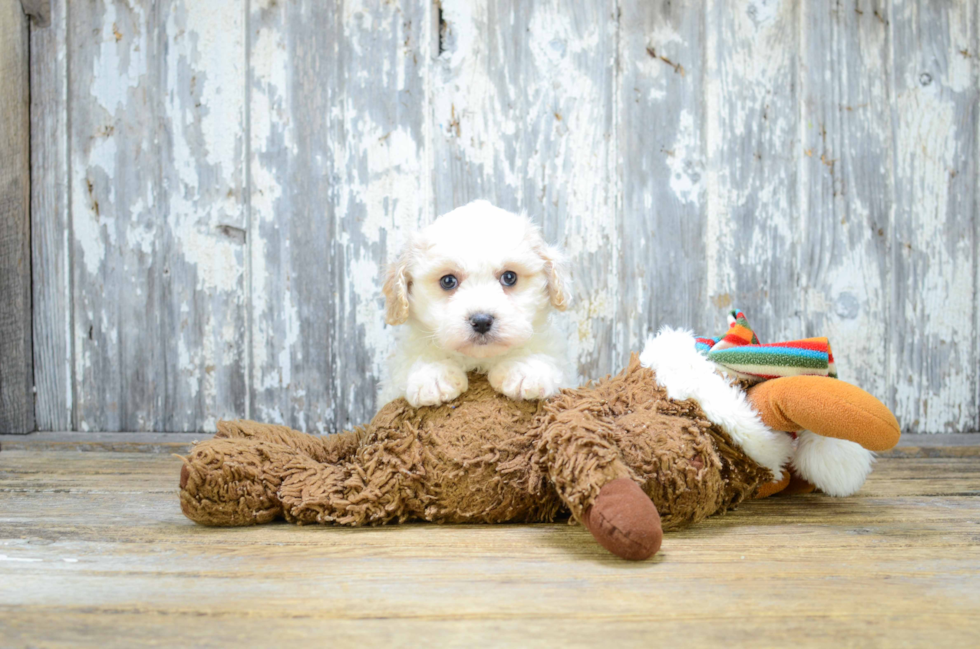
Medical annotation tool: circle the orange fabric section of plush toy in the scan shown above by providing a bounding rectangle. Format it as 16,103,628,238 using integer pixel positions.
754,471,791,499
754,470,817,499
747,376,900,451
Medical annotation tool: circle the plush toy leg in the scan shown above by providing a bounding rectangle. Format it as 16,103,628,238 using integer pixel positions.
275,452,416,526
180,435,417,527
583,479,663,561
215,419,366,464
542,423,662,560
746,376,900,451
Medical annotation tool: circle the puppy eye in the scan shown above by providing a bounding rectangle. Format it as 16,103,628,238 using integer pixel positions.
500,271,518,287
439,274,459,291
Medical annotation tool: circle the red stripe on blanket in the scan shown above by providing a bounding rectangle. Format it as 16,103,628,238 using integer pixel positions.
756,338,829,352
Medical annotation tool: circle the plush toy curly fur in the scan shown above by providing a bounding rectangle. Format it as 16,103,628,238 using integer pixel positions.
179,331,900,561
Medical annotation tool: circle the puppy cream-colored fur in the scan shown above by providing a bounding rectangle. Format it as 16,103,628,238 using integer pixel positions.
381,201,571,407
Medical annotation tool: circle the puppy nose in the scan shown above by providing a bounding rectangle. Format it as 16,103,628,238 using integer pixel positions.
469,313,494,334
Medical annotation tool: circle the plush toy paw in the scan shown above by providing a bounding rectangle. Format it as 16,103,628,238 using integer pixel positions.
488,357,563,401
405,360,468,407
582,478,663,561
179,439,288,526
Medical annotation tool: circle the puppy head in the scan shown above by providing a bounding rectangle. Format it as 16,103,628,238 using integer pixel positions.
383,200,569,358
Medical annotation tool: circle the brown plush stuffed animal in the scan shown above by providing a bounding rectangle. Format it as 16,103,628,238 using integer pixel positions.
179,328,900,561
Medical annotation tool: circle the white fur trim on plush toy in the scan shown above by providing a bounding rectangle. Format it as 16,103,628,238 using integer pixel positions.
639,328,794,477
792,431,873,496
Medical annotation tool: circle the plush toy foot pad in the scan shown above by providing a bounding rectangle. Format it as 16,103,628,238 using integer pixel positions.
583,479,663,561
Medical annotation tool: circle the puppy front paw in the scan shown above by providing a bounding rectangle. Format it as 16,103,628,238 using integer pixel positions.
488,358,563,401
405,361,468,407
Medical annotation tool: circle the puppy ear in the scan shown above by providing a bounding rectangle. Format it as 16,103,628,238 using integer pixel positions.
536,241,571,311
382,241,413,326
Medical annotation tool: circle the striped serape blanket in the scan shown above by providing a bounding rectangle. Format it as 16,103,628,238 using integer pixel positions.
695,310,837,383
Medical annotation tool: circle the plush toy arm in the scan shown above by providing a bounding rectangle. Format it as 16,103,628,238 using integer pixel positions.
746,376,900,451
540,419,662,560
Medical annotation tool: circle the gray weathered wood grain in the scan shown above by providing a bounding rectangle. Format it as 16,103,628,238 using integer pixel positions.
69,0,248,431
68,0,167,431
798,0,892,402
249,0,429,431
0,0,34,433
703,0,801,342
329,0,431,428
159,0,249,431
26,0,980,434
976,3,980,438
30,0,71,431
20,0,50,27
618,0,710,354
888,0,978,433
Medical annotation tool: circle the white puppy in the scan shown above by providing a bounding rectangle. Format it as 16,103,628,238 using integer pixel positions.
380,200,571,407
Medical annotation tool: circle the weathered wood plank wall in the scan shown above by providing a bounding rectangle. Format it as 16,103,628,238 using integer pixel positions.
26,0,979,434
1,0,34,433
30,0,70,432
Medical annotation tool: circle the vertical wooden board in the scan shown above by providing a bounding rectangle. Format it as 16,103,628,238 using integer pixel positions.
70,0,161,431
30,0,72,431
249,0,335,431
520,1,618,381
70,0,247,431
431,1,619,383
249,0,428,432
332,1,431,427
889,0,978,433
429,1,524,215
703,0,801,341
247,0,301,428
0,0,34,433
797,1,891,402
159,0,248,431
617,0,709,352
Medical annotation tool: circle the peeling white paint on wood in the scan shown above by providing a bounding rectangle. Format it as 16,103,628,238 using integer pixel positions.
29,0,979,434
798,0,892,410
888,0,978,433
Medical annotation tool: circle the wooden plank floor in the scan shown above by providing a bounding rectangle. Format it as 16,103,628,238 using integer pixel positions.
1,442,978,648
